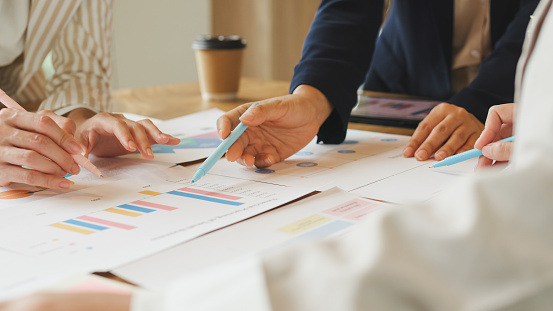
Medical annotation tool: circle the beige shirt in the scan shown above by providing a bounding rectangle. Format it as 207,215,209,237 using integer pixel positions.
0,0,113,115
451,0,492,93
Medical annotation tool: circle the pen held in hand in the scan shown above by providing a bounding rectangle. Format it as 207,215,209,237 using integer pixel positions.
191,104,257,183
0,88,103,177
431,136,515,168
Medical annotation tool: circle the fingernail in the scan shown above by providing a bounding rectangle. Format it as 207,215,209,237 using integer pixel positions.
146,147,154,158
128,141,137,152
71,163,80,175
59,180,71,189
60,170,68,177
415,150,428,161
69,142,82,154
240,112,253,122
264,156,273,166
218,129,223,139
435,151,446,161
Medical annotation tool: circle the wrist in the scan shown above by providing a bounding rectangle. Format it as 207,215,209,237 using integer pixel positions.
292,85,333,126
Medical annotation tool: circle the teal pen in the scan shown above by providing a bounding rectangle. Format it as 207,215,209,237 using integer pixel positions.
191,104,257,183
431,136,514,168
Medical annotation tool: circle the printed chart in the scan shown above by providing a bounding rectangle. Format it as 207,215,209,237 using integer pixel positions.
0,165,313,299
203,130,412,190
113,188,387,289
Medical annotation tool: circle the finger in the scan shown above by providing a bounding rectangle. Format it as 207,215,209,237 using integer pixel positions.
137,119,180,145
0,146,69,176
475,155,494,171
9,130,80,175
3,109,83,155
482,142,512,162
474,104,515,148
0,165,72,189
106,117,139,152
126,122,154,159
217,104,253,139
38,110,78,136
225,132,250,162
414,116,461,160
403,106,447,157
253,153,277,168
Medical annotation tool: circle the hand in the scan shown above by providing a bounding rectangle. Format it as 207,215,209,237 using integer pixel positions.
68,109,180,159
0,293,130,311
0,109,85,189
217,85,333,168
403,103,484,161
474,103,515,170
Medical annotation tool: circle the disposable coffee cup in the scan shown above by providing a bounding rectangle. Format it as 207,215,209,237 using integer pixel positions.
192,35,247,101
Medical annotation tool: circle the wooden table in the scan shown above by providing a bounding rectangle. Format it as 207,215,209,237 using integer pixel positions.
112,78,415,136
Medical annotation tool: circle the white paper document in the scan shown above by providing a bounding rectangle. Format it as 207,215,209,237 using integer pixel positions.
0,165,314,300
113,188,388,289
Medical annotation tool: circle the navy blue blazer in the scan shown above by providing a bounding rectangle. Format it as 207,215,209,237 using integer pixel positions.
290,0,539,143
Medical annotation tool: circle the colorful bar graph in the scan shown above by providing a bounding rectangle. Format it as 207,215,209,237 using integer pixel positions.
50,223,94,234
132,200,177,211
117,204,155,213
63,219,108,231
77,216,136,230
106,208,142,217
177,187,242,200
167,190,244,206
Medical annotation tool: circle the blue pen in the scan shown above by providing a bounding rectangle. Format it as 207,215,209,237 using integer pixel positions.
191,104,257,183
431,136,514,168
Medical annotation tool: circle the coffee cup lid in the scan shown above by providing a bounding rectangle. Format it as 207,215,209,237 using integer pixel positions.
192,35,247,50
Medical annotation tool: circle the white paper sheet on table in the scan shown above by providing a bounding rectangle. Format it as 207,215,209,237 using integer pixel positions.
112,187,389,290
349,157,477,204
120,109,225,164
0,165,314,300
0,157,173,210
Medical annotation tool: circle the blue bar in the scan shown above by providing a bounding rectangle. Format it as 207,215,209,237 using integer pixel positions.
299,220,353,239
64,219,108,231
168,191,244,206
117,204,155,213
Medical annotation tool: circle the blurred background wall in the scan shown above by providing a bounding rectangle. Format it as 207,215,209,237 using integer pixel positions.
111,0,318,90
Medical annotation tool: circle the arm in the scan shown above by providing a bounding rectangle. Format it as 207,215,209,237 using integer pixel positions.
290,0,384,144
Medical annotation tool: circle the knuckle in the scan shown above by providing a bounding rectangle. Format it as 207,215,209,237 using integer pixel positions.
434,123,450,134
20,169,38,185
36,114,55,129
32,133,49,147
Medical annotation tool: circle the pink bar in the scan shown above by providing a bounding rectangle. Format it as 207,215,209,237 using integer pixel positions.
77,216,136,230
132,200,178,211
324,199,369,217
178,187,242,200
343,205,381,222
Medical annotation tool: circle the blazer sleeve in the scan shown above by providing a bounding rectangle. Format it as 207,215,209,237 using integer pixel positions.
448,0,540,122
39,0,113,116
289,0,384,144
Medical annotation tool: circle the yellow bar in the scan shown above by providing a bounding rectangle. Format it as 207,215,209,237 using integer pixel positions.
50,223,94,234
105,207,142,217
278,214,331,235
139,190,163,196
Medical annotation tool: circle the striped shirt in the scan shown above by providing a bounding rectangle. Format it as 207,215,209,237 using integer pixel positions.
0,0,113,115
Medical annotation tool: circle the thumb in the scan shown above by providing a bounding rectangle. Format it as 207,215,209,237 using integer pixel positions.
482,142,512,162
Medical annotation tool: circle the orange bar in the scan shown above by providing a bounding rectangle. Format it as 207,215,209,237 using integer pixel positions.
105,208,142,217
50,223,94,234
